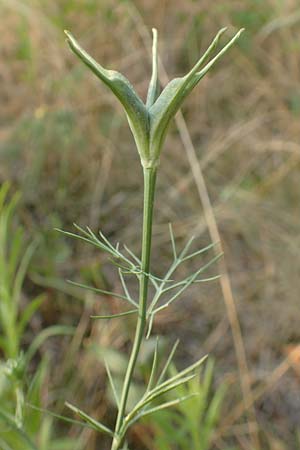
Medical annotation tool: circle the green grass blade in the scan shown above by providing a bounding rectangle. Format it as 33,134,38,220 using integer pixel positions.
12,239,38,307
25,325,74,365
18,294,46,337
0,438,13,450
0,408,38,450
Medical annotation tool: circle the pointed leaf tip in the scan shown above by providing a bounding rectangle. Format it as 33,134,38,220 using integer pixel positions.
146,27,159,109
65,402,114,437
148,27,243,161
64,30,150,164
64,30,73,44
64,27,244,168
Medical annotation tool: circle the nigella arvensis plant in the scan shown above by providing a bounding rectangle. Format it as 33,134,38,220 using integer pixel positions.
60,27,244,450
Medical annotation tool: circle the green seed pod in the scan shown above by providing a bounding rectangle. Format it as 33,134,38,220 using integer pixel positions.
65,28,243,169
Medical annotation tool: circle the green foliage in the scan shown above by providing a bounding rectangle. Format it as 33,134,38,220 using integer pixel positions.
62,26,243,450
2,2,299,448
147,359,233,450
0,183,75,450
65,27,243,168
0,182,40,360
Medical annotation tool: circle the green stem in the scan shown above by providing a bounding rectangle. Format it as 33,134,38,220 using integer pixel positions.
111,166,157,450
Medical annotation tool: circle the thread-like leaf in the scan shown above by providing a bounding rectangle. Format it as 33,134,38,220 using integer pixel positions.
146,337,159,394
26,403,100,431
123,244,141,265
118,269,138,307
129,374,197,420
104,359,120,408
168,223,177,260
91,309,137,319
180,241,217,263
68,279,136,304
157,339,180,385
162,274,220,295
135,393,198,422
65,402,114,437
153,253,223,314
153,354,208,395
55,227,113,254
146,312,155,339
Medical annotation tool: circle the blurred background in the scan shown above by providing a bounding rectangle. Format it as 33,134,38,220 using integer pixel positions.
1,0,300,449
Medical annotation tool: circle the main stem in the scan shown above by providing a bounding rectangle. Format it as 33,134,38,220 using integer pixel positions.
111,166,157,450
